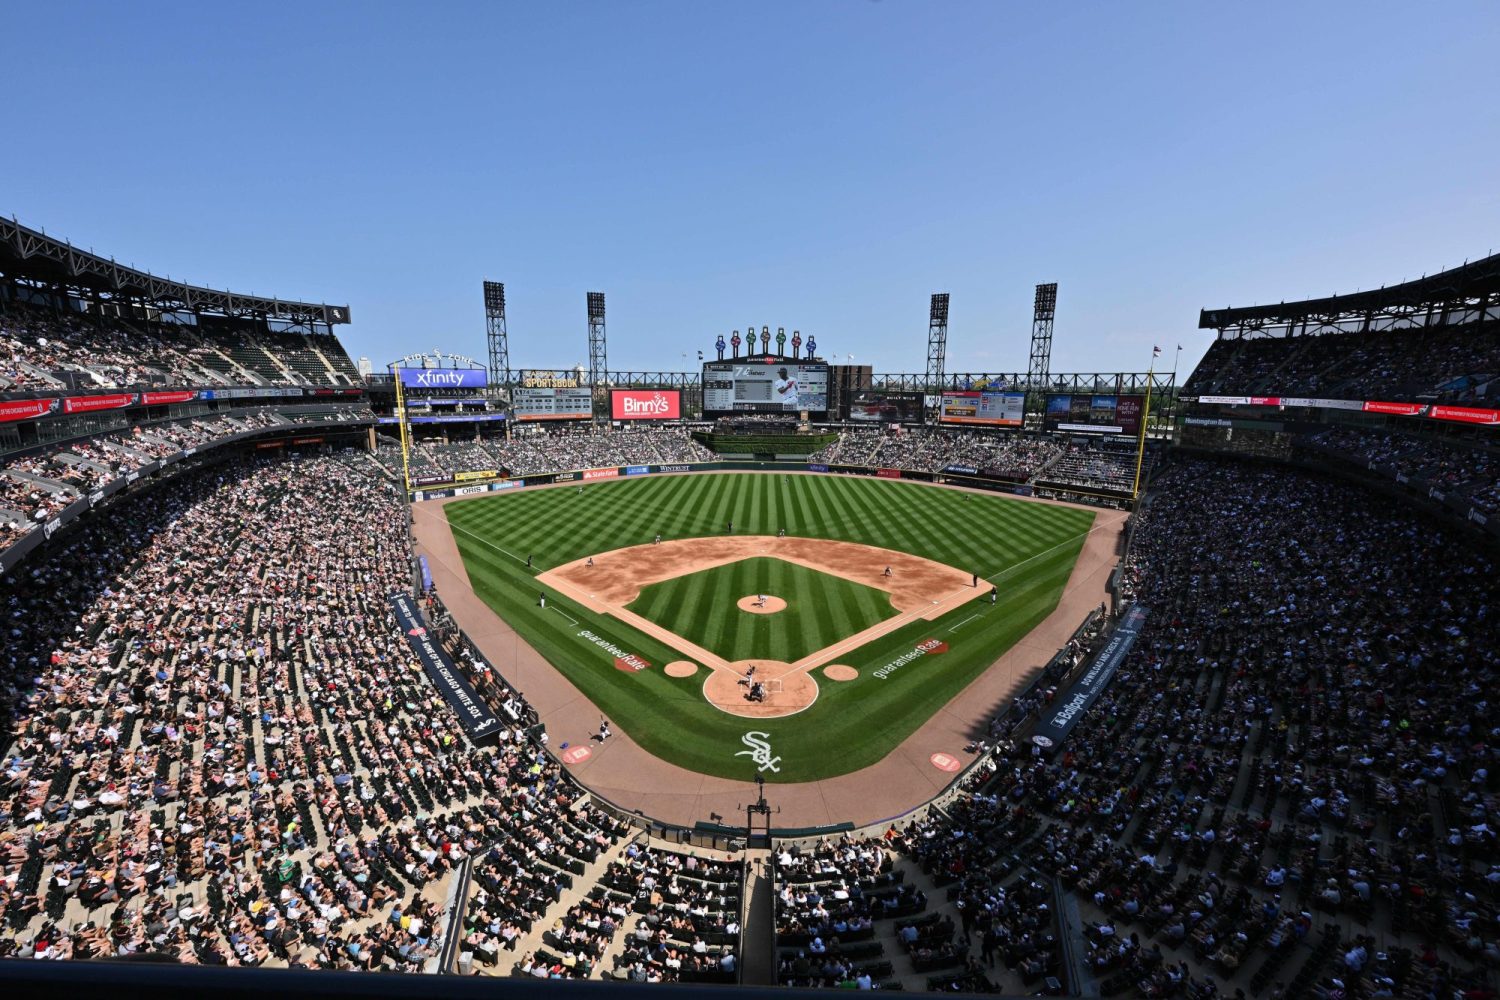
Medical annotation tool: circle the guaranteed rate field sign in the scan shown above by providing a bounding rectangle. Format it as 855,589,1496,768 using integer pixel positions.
440,472,1099,782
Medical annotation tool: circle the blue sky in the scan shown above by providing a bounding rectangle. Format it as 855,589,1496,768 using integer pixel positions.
4,1,1498,379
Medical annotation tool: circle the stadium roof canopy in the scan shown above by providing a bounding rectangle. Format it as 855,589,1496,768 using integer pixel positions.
1199,251,1500,338
0,218,350,326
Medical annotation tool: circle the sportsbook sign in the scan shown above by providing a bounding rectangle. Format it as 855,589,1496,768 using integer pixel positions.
611,389,682,420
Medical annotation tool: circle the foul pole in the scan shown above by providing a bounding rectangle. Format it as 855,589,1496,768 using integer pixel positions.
394,371,414,494
1132,354,1156,499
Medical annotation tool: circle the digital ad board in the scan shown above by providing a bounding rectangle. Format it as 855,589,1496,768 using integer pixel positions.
610,389,683,420
938,390,1025,427
1044,394,1144,434
396,367,489,390
845,390,924,423
511,386,594,421
702,359,828,415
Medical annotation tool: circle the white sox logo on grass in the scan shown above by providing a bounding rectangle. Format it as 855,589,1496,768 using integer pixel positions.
736,731,782,773
872,638,948,680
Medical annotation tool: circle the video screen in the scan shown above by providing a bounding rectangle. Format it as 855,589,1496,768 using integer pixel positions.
938,390,1025,427
846,390,924,423
702,361,828,415
511,387,593,421
1044,394,1144,434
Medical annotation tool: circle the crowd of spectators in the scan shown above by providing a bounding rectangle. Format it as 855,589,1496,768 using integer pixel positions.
1036,443,1147,494
810,428,1064,477
0,306,360,391
1303,425,1500,514
0,450,600,971
0,408,369,551
604,843,742,984
1185,321,1500,404
889,456,1500,997
773,835,923,988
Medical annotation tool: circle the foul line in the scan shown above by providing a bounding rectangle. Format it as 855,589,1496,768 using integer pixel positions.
948,614,980,633
550,606,579,626
985,516,1119,585
415,504,531,567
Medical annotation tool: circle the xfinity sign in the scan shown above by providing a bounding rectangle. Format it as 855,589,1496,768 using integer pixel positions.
611,389,682,420
397,367,489,390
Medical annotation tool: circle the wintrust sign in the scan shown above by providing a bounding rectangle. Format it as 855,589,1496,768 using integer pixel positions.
611,389,682,420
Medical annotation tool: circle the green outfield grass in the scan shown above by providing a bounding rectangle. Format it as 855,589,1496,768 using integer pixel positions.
626,556,897,663
442,472,1095,782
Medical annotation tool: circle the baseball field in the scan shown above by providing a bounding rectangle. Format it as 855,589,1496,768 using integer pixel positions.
442,472,1095,782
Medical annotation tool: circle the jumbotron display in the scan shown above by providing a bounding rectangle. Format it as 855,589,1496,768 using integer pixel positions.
511,386,593,420
937,389,1025,426
702,359,828,415
1044,393,1145,434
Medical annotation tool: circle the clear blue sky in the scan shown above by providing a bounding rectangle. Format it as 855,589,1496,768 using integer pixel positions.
5,1,1498,378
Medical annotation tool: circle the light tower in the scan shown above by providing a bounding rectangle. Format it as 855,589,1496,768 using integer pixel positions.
926,293,950,411
1028,283,1058,390
483,281,510,388
587,292,608,424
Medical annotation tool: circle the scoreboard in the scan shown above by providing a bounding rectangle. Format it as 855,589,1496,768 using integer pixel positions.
702,361,829,416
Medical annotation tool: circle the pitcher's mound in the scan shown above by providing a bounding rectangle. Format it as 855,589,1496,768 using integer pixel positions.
823,665,858,682
736,594,787,615
664,661,699,678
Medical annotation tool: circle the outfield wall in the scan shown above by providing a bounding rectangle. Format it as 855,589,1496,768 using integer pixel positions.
405,459,1135,505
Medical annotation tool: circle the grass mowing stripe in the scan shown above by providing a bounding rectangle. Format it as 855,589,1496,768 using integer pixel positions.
445,473,1095,781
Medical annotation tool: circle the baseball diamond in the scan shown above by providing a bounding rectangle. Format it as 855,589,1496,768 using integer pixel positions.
418,471,1114,801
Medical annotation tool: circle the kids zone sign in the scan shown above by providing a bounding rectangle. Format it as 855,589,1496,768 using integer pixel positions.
396,367,489,389
611,389,682,420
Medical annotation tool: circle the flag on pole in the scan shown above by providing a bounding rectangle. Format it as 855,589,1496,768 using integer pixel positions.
1152,345,1162,357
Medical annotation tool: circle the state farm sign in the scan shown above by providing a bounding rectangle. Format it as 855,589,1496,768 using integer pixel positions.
611,389,682,420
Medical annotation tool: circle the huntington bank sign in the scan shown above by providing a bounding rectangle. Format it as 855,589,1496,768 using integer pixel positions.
397,367,489,390
611,389,682,420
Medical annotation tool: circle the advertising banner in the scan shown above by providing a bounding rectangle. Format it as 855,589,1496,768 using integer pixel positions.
611,389,682,420
1361,400,1426,416
454,470,499,482
1031,606,1147,750
624,465,650,476
876,468,902,479
656,464,691,473
1429,404,1500,425
0,398,59,423
390,593,500,741
582,468,620,481
938,390,1025,427
847,390,924,423
943,464,980,475
141,390,198,405
806,463,830,473
1044,394,1144,434
63,393,136,415
396,367,489,390
511,386,594,421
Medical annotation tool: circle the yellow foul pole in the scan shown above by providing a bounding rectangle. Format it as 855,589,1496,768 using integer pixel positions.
1131,356,1156,500
394,370,414,495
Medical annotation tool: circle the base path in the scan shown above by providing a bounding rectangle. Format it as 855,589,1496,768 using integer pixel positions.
410,471,1128,830
537,534,990,720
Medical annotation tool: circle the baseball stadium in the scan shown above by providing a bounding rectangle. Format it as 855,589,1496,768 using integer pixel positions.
4,7,1500,1000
